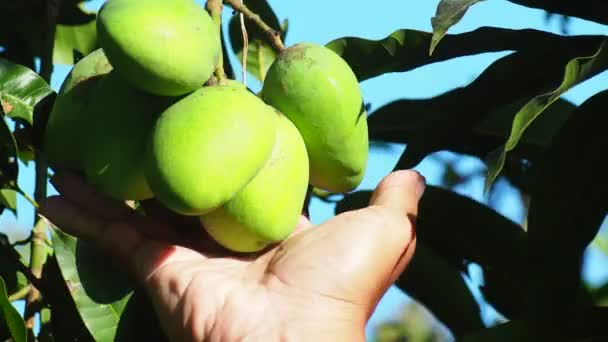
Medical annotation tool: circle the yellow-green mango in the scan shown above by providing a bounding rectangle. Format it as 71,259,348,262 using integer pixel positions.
82,72,174,200
97,0,219,96
43,49,112,170
145,86,277,216
262,43,369,193
201,113,309,252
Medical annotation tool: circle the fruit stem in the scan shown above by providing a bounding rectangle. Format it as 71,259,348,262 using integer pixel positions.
206,0,227,81
225,0,286,52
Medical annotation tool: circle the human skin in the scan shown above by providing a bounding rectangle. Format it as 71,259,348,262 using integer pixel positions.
40,170,425,341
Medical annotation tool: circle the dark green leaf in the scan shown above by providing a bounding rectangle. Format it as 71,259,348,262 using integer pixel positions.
0,277,26,342
525,90,608,327
228,0,282,81
430,0,485,55
327,27,584,82
485,40,608,190
506,0,608,26
0,58,54,125
337,187,528,317
367,36,603,170
0,118,19,187
54,20,99,65
462,321,530,342
58,0,97,25
396,243,484,338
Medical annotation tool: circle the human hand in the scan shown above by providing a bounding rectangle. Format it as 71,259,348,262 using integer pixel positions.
40,170,425,341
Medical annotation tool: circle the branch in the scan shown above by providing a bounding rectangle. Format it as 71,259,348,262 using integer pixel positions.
206,0,226,81
8,285,32,302
507,0,608,25
225,0,285,52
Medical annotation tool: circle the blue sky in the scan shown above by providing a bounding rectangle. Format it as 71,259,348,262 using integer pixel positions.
3,0,608,340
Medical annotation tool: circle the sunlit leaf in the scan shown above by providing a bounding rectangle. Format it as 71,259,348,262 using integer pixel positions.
54,20,99,65
430,0,485,55
51,228,168,341
0,58,53,124
0,189,17,215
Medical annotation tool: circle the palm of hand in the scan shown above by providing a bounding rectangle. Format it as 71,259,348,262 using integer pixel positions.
41,171,423,341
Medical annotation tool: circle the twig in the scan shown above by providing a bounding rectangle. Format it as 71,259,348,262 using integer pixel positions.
206,0,226,81
239,1,248,87
225,0,286,52
25,0,60,334
8,285,31,302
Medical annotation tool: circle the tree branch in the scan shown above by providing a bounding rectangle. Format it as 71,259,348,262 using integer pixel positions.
206,0,226,81
224,0,285,52
507,0,608,25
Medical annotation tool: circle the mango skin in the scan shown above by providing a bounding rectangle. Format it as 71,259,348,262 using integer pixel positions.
97,0,219,96
145,86,278,216
82,72,174,200
262,43,369,193
43,49,112,170
201,113,309,252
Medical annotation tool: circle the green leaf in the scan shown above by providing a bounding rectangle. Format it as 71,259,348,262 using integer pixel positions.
51,228,168,341
52,228,132,342
228,0,283,81
367,36,605,171
0,189,17,216
0,277,26,342
485,40,608,190
430,0,485,55
0,58,54,125
0,118,19,188
396,243,484,338
327,27,578,82
54,19,99,65
525,90,608,326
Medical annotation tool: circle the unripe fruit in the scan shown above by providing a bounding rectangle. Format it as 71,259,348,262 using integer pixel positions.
97,0,219,96
201,113,309,252
262,43,369,193
82,72,174,200
145,86,278,216
43,49,112,170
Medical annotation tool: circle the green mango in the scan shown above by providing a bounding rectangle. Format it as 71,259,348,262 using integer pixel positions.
201,113,309,253
82,72,174,200
262,43,369,193
43,49,112,170
97,0,219,96
145,85,278,216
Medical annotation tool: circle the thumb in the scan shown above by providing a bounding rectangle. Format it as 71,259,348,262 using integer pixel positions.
270,170,425,312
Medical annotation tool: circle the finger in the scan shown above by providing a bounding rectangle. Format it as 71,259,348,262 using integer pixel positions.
368,169,426,216
50,171,132,220
40,196,195,282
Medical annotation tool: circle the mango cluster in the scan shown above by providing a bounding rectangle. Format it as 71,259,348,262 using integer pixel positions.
43,0,369,252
